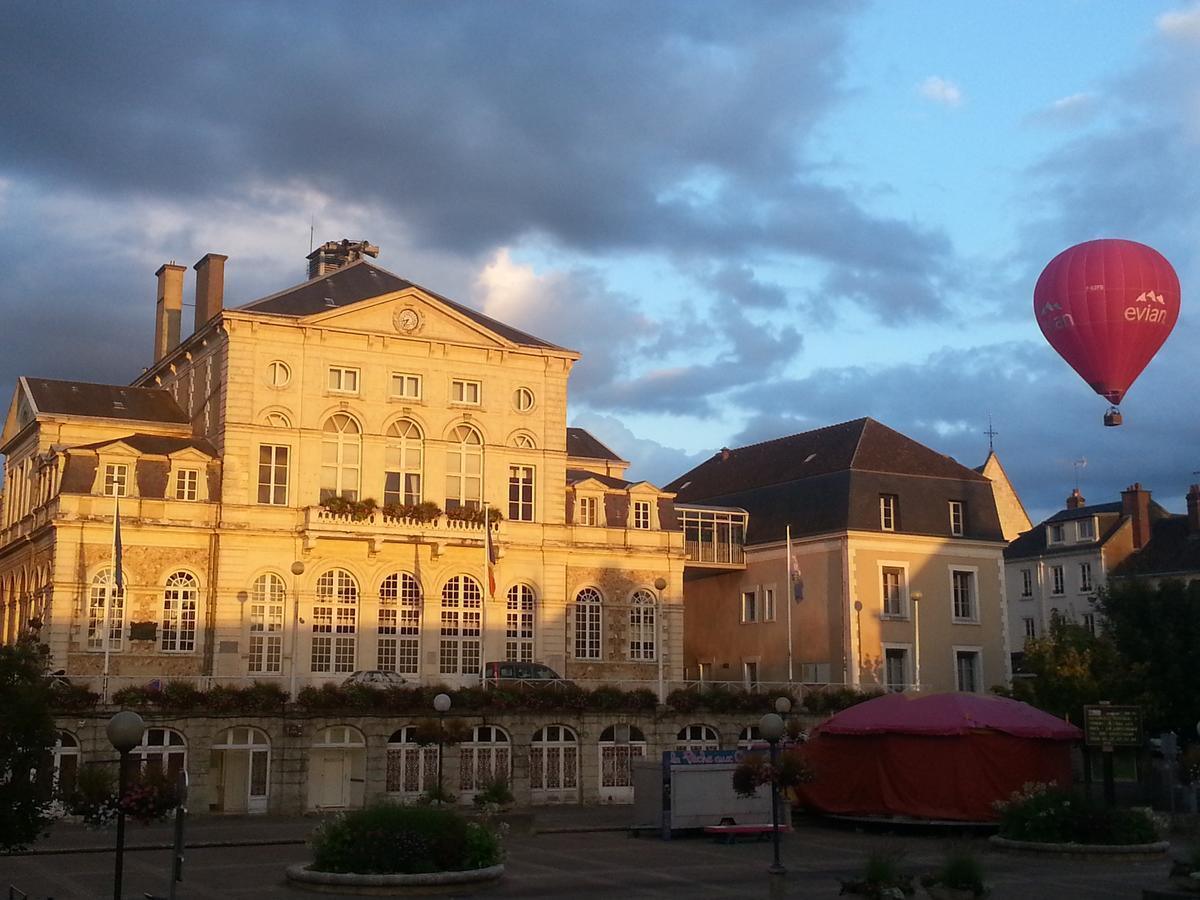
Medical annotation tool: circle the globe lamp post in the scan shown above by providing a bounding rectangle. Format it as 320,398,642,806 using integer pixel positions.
107,710,145,900
433,692,452,805
759,710,787,877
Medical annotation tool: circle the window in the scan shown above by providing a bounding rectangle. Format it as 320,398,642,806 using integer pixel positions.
445,425,482,510
459,725,511,794
1022,617,1036,640
267,360,290,387
1079,561,1093,592
513,387,535,411
884,647,909,692
881,566,906,617
949,500,964,536
248,573,285,673
327,366,359,394
955,649,981,693
320,413,361,502
1049,523,1065,544
132,728,187,780
574,587,602,659
174,468,199,501
743,661,759,691
801,662,832,684
762,587,776,622
629,590,656,660
1077,517,1095,541
676,724,720,752
103,463,129,497
1082,613,1096,635
698,662,713,683
512,433,536,449
951,569,977,621
379,572,421,674
257,445,289,505
578,496,598,526
1020,569,1033,597
390,372,422,400
384,419,423,507
451,379,481,405
508,465,534,521
86,568,125,651
160,571,199,652
632,500,651,530
879,494,897,531
505,584,535,662
440,575,483,675
1051,565,1065,595
265,411,291,428
741,590,757,623
312,568,358,674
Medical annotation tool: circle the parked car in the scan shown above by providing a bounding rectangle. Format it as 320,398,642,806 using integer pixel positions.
343,670,408,688
482,661,572,688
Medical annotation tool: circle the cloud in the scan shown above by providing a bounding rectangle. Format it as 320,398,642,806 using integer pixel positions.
1025,92,1099,128
568,411,710,487
918,76,963,107
1157,3,1200,42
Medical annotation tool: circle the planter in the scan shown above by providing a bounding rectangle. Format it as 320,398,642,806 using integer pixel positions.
286,862,504,895
989,835,1170,857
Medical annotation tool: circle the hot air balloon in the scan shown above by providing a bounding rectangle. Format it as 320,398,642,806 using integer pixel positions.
1034,239,1180,426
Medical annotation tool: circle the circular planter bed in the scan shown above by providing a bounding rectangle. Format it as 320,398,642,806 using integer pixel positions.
989,835,1170,857
286,862,504,895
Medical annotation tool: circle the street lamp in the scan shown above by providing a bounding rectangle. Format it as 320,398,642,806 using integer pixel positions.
289,561,305,702
107,710,145,900
433,692,452,806
759,711,787,878
911,591,923,691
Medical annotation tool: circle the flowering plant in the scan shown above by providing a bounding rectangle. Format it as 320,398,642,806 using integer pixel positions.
731,747,813,798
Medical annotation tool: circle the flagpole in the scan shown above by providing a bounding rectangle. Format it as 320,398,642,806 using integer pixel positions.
482,502,489,673
786,525,794,684
103,495,118,699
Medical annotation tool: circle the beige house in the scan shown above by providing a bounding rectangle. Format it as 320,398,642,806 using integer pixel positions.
666,419,1013,695
0,241,686,698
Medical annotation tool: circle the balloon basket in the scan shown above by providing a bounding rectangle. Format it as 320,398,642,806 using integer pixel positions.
1103,407,1123,427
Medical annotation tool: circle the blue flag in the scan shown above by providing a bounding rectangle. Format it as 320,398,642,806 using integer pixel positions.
113,498,124,589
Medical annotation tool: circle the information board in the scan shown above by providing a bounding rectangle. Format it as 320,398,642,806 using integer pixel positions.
1083,705,1142,749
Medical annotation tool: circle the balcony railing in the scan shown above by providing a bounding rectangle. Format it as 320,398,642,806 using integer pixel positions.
677,504,747,567
303,506,489,545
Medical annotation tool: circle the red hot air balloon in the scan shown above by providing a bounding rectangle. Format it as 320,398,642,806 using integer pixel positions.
1034,239,1180,426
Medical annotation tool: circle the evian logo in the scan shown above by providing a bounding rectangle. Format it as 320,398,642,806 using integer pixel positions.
1039,301,1062,316
1133,290,1166,306
1125,289,1170,324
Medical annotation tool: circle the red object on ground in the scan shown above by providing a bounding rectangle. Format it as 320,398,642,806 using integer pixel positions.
1034,239,1179,407
794,693,1081,822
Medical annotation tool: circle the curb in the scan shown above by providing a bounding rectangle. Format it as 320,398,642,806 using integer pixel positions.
989,835,1171,856
8,837,308,857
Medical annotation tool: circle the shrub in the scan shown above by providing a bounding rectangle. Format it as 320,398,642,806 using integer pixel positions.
1181,744,1200,785
162,679,203,710
382,501,443,522
994,781,1160,845
841,847,914,897
444,504,505,525
48,682,100,712
472,776,514,808
119,769,182,824
921,847,986,897
732,748,814,798
320,495,378,520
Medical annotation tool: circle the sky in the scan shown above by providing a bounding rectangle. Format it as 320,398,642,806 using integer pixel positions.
2,1,1199,523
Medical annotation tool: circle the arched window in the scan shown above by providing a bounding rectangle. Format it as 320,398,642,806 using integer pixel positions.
505,584,535,662
628,589,656,661
384,419,423,507
133,727,187,779
676,724,720,752
460,725,511,794
248,573,286,673
87,567,125,652
598,725,646,800
530,725,579,801
161,571,199,652
574,587,602,660
385,727,437,796
314,725,366,748
264,411,291,428
737,725,762,750
445,425,482,511
512,433,536,449
440,575,482,676
321,413,361,501
379,573,421,675
313,569,359,673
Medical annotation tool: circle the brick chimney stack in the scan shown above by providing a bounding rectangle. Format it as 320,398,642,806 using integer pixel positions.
1188,484,1200,534
1120,482,1152,549
193,253,228,332
154,262,186,362
1066,488,1086,510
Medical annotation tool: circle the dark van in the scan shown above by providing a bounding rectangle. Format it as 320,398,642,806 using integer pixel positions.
482,661,570,687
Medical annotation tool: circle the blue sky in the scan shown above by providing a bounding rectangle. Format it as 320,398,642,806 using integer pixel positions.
2,1,1197,523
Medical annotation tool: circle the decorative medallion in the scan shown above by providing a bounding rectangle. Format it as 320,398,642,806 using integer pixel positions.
393,306,422,334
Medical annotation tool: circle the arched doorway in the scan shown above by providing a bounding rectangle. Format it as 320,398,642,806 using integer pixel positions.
385,727,438,800
307,726,366,810
52,731,80,797
598,724,646,803
530,725,579,804
210,726,271,814
459,725,511,803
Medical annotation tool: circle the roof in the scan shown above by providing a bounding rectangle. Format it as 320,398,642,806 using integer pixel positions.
1004,499,1170,561
566,468,631,490
1112,515,1200,577
70,434,218,457
1046,501,1122,523
22,378,189,425
812,692,1081,740
566,427,624,462
238,259,564,350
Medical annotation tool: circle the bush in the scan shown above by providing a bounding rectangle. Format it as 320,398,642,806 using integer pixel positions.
320,495,378,520
381,501,442,522
841,847,914,897
472,776,514,808
48,681,100,712
994,782,1160,845
444,504,504,525
732,748,814,798
310,804,501,874
921,847,986,897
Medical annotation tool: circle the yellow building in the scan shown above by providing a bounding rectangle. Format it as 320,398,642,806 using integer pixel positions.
666,418,1013,695
0,241,686,697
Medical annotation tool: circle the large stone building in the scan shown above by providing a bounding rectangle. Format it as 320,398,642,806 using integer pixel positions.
665,419,1014,695
0,241,686,699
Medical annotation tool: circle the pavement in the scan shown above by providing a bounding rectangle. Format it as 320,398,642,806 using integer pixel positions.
0,807,1193,899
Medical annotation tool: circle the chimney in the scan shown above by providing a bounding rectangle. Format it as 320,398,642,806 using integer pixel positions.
193,253,228,331
306,239,379,279
154,262,186,362
1066,488,1086,510
1188,484,1200,534
1120,482,1152,549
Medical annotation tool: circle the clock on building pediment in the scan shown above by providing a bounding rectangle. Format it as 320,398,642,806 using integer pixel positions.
393,306,423,334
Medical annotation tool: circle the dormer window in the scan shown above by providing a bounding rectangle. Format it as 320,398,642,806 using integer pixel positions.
174,468,199,501
632,499,651,530
880,495,898,531
1076,517,1095,541
578,496,599,526
948,500,964,537
103,464,128,498
1048,523,1065,545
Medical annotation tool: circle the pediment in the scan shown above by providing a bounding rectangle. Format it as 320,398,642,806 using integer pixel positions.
301,289,512,349
1,380,37,450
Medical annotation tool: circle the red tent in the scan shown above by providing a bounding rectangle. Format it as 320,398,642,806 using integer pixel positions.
794,693,1081,822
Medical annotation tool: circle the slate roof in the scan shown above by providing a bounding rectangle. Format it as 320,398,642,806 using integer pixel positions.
1004,500,1169,561
238,260,565,351
664,418,1002,544
1111,515,1200,577
566,427,624,462
71,434,217,457
566,468,631,490
23,378,189,425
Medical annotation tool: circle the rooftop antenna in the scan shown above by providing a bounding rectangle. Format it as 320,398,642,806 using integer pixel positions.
1073,457,1087,490
309,217,315,254
983,415,999,453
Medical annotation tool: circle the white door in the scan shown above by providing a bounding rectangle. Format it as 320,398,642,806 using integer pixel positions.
530,726,579,804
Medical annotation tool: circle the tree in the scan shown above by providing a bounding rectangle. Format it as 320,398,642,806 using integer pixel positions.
0,638,57,851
